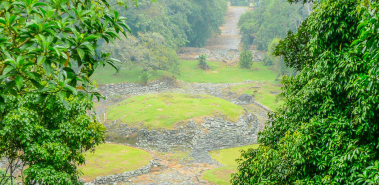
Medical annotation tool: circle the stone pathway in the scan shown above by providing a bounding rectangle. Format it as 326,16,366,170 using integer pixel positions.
120,152,216,185
204,6,248,51
178,6,255,63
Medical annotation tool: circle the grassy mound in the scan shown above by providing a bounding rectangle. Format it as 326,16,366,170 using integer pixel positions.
79,143,152,181
106,93,245,129
91,60,277,85
202,144,259,185
228,83,284,110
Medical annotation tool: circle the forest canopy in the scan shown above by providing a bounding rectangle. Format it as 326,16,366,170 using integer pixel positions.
238,0,311,50
100,0,228,75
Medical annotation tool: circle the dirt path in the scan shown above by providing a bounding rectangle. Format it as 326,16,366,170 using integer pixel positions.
204,6,248,51
178,6,256,63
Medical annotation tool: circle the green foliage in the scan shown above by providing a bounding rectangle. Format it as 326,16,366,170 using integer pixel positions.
1,95,106,184
116,0,228,48
262,38,280,66
101,32,180,75
139,70,152,86
230,0,250,6
239,51,253,69
197,54,209,70
232,0,379,184
0,0,131,183
0,169,12,185
238,0,310,50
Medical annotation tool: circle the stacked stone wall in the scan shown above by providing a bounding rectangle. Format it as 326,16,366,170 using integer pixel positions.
106,112,259,153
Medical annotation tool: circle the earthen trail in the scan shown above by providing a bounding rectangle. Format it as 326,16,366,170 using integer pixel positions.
178,6,250,63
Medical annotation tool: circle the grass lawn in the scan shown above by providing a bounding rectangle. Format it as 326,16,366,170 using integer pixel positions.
178,60,277,83
202,144,259,185
106,93,245,129
91,60,278,85
91,65,166,85
228,83,284,110
79,143,152,181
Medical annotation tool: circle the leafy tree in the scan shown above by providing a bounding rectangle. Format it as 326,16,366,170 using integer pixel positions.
101,32,180,76
263,38,294,78
197,54,209,70
0,0,138,183
238,0,310,50
116,0,228,48
232,0,379,184
183,0,228,47
262,38,280,66
239,50,253,69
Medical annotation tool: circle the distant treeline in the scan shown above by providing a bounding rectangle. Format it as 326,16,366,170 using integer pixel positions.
99,0,228,76
238,0,312,78
238,0,311,50
117,0,228,49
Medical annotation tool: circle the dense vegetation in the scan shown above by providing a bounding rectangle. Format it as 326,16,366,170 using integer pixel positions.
0,0,130,183
238,0,311,50
100,0,228,77
232,0,379,184
118,0,228,48
238,0,306,78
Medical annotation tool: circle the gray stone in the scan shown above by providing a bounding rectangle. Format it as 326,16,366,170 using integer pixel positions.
237,94,254,104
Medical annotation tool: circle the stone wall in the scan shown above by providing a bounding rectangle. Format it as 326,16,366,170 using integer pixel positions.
105,111,259,154
84,159,165,185
99,80,175,99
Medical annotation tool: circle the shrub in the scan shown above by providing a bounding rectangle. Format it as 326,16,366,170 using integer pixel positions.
198,55,210,70
239,51,253,69
139,70,152,86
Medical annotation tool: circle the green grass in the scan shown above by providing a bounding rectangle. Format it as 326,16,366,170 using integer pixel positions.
106,93,245,129
79,143,152,181
91,60,278,85
91,65,166,84
202,144,259,185
177,60,277,83
229,83,284,110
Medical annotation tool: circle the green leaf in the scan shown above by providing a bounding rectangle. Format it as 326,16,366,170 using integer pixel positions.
64,84,77,95
84,35,100,42
3,65,14,75
77,48,85,60
30,79,43,89
34,94,48,103
42,61,53,76
15,76,23,91
37,56,46,65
